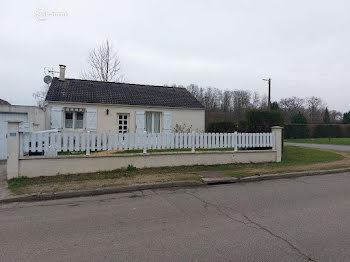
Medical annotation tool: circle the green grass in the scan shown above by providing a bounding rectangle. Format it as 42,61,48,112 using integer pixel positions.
225,146,344,178
285,138,350,145
279,146,343,165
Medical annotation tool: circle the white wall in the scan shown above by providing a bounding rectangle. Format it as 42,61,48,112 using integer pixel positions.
46,102,205,133
18,150,276,178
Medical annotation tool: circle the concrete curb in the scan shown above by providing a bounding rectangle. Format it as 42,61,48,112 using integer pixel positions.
2,167,350,204
0,181,204,204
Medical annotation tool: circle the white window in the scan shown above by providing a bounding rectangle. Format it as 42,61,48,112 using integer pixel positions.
117,114,129,133
65,112,73,128
64,108,85,129
75,112,84,129
146,112,161,133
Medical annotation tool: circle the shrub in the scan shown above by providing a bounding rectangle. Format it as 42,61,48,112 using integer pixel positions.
284,124,310,139
245,110,284,132
127,164,137,171
206,121,237,133
291,112,307,124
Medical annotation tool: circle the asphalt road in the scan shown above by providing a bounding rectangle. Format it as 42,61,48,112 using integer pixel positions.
285,142,350,152
2,173,350,262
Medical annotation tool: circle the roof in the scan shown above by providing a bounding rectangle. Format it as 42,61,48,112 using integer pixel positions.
0,99,10,105
45,78,204,109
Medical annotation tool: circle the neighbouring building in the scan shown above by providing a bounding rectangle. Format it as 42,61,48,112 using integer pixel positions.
0,104,46,131
45,65,205,133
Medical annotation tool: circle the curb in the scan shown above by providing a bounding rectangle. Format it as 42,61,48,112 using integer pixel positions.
0,181,204,204
2,168,350,204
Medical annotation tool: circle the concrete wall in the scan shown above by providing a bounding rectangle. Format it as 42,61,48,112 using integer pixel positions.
0,105,46,131
18,150,277,178
46,102,205,133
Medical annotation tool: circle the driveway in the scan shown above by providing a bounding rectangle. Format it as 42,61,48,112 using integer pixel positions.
285,142,350,152
2,172,350,261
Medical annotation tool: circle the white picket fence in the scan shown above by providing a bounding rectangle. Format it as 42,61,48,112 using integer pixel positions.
20,131,275,156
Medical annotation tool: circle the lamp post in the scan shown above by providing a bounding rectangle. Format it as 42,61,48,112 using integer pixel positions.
263,78,271,110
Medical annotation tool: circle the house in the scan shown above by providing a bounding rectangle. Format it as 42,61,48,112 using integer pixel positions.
45,66,205,133
0,99,11,105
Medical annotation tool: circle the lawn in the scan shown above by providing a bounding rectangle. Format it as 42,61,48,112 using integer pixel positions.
285,138,350,145
8,146,348,195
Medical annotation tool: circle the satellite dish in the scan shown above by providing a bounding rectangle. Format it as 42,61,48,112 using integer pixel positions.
43,75,52,84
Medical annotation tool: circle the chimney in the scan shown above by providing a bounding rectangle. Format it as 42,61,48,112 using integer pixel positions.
59,65,66,80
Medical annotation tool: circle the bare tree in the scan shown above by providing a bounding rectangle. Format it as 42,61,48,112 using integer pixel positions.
232,90,251,121
279,96,305,123
33,84,49,108
306,96,325,123
81,40,123,82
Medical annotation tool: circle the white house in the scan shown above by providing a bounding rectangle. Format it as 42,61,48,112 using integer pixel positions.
45,66,205,133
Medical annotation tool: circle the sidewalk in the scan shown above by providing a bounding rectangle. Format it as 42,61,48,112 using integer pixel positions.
0,161,10,199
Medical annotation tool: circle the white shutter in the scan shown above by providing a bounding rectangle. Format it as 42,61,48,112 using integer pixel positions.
50,106,63,130
135,111,145,133
86,108,97,131
163,111,172,133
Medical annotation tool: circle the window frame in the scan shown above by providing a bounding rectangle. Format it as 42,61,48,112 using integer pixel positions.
117,113,129,133
145,112,162,133
64,109,85,130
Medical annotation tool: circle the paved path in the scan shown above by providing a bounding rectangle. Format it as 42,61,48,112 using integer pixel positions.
285,142,350,152
0,160,9,199
2,172,350,261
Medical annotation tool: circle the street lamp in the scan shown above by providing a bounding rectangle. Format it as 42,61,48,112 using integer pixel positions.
262,78,271,110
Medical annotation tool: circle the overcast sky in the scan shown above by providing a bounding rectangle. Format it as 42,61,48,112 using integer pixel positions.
1,0,349,111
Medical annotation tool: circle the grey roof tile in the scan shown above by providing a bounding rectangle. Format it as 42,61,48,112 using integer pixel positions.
46,78,204,109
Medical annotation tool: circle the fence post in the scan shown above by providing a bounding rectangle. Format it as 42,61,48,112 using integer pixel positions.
86,131,90,155
191,131,195,152
234,131,238,152
7,122,20,179
143,131,147,154
271,126,283,162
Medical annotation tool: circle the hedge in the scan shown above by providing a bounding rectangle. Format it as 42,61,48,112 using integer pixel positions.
206,121,237,133
284,125,310,139
285,124,350,139
246,110,284,132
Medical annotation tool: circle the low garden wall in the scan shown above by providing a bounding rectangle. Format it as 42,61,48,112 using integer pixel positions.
18,150,278,178
6,122,282,179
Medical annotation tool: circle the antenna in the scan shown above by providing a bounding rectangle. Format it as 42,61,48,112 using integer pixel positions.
44,67,59,77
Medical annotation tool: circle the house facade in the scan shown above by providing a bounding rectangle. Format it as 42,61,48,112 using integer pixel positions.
45,67,205,133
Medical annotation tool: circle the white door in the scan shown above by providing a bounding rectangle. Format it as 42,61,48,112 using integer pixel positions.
117,114,129,133
0,122,8,160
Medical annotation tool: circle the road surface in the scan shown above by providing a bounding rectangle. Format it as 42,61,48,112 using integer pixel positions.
2,172,350,261
285,142,350,152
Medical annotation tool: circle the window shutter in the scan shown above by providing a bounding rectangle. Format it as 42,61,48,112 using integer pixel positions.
50,106,63,130
163,111,172,133
135,111,145,133
86,108,97,131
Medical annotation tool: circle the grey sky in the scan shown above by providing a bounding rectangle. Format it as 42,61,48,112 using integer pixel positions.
1,0,349,111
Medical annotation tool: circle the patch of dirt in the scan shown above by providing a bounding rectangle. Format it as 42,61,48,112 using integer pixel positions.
13,173,199,195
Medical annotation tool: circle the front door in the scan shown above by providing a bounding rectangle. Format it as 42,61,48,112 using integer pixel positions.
117,114,129,133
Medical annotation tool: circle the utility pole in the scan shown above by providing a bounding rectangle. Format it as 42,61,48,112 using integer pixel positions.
263,78,271,110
